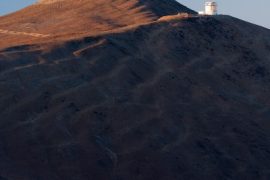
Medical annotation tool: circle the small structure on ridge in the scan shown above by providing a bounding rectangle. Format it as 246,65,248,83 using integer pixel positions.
199,1,218,15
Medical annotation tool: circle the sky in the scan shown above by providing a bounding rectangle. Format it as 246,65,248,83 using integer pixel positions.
180,0,270,29
0,0,269,29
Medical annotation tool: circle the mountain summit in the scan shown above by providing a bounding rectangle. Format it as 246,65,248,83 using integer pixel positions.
38,0,65,3
0,0,195,48
1,1,270,180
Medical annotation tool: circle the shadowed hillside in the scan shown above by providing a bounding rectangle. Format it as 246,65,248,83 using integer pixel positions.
1,1,270,180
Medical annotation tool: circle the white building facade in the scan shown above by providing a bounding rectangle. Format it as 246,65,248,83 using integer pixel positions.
205,2,218,15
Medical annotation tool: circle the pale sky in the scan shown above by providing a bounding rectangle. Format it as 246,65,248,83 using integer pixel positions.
181,0,270,29
0,0,269,29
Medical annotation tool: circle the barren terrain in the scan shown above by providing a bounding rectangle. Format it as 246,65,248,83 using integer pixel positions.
0,0,195,48
0,0,270,180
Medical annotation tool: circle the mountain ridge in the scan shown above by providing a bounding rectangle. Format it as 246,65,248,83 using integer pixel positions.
1,1,270,180
0,0,196,48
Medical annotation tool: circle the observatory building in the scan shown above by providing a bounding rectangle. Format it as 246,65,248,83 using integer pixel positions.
205,2,217,15
199,1,218,15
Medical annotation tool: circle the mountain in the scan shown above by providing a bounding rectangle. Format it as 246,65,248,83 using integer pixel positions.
1,0,270,180
0,0,195,48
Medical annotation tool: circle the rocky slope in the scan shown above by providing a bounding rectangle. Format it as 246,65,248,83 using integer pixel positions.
0,0,195,48
1,1,270,180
